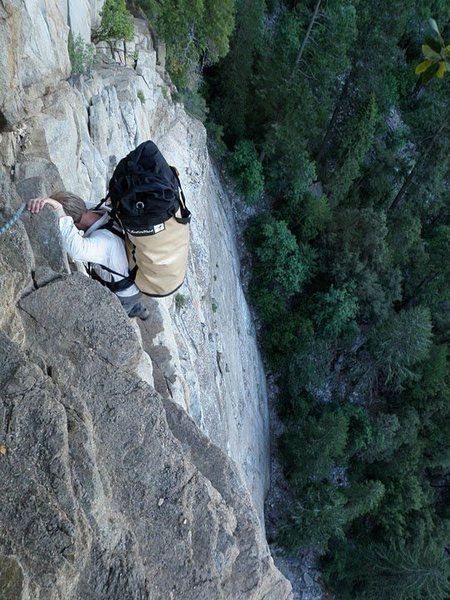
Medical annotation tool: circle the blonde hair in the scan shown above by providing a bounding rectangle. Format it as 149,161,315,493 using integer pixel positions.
50,191,87,223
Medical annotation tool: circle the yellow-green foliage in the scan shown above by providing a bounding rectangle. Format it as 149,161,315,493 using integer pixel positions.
416,19,450,81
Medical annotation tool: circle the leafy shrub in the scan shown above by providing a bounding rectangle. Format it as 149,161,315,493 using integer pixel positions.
182,89,209,122
92,0,134,43
174,293,187,310
68,32,94,74
136,0,235,91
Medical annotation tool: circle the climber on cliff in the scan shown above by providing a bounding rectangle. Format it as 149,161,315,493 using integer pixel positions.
27,193,149,321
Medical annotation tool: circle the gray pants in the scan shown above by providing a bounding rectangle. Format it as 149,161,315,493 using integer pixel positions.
118,292,144,315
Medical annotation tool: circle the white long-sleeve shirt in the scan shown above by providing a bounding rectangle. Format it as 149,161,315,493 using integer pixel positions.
59,212,140,298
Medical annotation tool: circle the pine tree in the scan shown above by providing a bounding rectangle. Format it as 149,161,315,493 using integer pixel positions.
363,541,450,600
342,480,385,521
229,140,264,203
312,284,359,340
205,3,450,590
402,225,450,308
329,96,378,205
249,217,315,295
199,0,235,64
279,410,349,486
279,481,348,552
369,306,433,388
208,0,265,142
324,207,401,319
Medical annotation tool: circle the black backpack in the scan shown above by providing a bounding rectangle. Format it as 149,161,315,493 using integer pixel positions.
107,140,191,235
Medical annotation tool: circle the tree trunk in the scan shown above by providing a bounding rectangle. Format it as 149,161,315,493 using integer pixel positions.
315,71,352,167
294,0,322,69
389,109,450,210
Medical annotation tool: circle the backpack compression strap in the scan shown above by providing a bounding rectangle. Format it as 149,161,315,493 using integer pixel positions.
170,167,191,225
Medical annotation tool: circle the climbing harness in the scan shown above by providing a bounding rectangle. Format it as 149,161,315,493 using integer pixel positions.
0,203,26,236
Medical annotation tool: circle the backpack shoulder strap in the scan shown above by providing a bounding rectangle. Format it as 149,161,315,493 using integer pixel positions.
94,192,110,210
86,216,136,292
97,217,126,240
88,263,138,293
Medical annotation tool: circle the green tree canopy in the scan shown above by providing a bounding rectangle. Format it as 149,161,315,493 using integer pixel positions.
137,0,235,88
247,216,316,296
362,541,450,600
369,306,433,388
230,140,264,203
92,0,134,43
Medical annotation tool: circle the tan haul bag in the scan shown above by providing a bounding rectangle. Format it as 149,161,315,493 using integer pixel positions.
127,208,190,297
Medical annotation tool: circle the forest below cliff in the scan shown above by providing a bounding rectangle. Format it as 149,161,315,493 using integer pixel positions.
133,0,450,598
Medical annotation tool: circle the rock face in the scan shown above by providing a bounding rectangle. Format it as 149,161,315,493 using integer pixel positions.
0,1,292,598
0,0,70,130
0,266,283,599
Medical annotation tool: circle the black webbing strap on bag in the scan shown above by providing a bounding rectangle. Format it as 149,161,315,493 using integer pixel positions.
88,262,138,293
86,216,137,293
170,166,191,225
